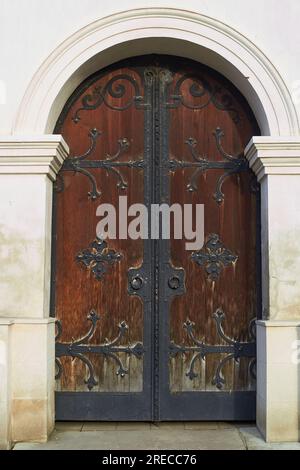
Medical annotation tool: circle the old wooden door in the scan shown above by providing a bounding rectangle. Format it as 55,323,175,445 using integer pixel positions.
52,56,260,421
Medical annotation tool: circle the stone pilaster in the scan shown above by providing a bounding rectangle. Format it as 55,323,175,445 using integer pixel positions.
246,137,300,442
0,136,68,447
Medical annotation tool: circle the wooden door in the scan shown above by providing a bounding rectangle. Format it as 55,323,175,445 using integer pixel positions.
52,56,260,421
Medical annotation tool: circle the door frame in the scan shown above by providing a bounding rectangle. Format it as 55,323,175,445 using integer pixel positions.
51,56,261,421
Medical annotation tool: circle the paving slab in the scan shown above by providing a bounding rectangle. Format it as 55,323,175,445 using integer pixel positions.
239,427,300,450
13,423,300,450
55,422,84,431
82,422,118,431
14,427,245,450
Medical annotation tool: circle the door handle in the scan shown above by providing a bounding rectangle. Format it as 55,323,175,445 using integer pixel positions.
164,264,186,300
130,275,144,291
168,276,180,290
128,266,150,301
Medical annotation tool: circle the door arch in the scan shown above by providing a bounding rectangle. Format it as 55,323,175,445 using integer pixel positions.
14,8,298,136
52,55,261,421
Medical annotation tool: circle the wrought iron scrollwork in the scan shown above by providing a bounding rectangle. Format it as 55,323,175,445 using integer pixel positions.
72,74,147,123
166,74,240,123
55,310,144,390
76,237,122,280
168,127,248,204
55,320,63,382
191,233,238,281
60,128,145,199
169,309,256,389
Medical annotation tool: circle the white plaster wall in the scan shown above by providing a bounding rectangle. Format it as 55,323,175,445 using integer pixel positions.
0,0,300,135
0,174,52,318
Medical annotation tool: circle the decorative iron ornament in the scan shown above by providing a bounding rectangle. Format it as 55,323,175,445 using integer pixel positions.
164,263,186,300
168,127,248,204
60,128,144,200
169,309,256,389
191,234,238,281
72,73,147,123
127,266,151,302
55,310,144,390
166,74,240,123
76,237,122,281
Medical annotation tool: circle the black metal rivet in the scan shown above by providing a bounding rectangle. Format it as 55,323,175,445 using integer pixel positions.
131,276,143,290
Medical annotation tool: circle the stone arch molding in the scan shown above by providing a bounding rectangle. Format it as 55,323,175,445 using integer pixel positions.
14,8,299,136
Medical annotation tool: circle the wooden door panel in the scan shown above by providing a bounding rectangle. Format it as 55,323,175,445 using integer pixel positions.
54,67,146,396
167,65,259,395
162,64,260,419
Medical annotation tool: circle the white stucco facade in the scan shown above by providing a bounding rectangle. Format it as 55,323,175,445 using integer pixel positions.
1,1,300,448
1,0,300,136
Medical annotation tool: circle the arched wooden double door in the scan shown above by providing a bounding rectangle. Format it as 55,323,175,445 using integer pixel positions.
52,56,261,421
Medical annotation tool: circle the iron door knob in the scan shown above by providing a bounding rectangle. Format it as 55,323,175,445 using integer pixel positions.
130,276,143,291
168,276,180,290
